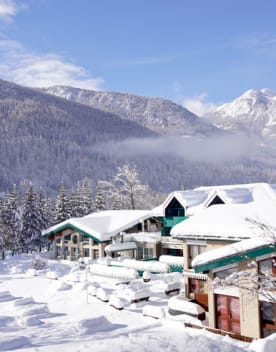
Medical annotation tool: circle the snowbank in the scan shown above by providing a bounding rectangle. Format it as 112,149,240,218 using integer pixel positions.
0,336,31,351
77,316,114,335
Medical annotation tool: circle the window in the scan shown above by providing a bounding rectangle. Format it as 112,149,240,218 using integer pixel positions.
143,248,153,259
214,265,238,280
165,198,185,217
84,248,90,257
260,301,276,337
259,257,276,276
189,278,205,293
188,245,206,268
93,249,99,259
137,247,143,260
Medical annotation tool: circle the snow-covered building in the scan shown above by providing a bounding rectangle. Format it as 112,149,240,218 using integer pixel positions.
192,238,276,339
169,183,276,313
155,183,274,258
42,210,162,261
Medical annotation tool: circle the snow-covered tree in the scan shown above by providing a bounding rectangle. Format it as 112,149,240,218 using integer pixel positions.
80,177,94,215
21,183,41,246
102,164,149,210
94,181,106,211
211,221,276,303
116,164,149,209
70,182,83,218
0,184,21,249
54,181,71,224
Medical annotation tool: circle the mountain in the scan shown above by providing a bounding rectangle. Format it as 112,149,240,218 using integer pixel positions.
1,79,276,196
205,88,276,139
43,86,219,137
0,79,158,193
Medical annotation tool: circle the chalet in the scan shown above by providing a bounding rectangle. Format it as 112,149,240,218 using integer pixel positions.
192,237,276,339
170,183,276,311
42,210,162,261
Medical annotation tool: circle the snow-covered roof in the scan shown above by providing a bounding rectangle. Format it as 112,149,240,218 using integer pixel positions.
171,200,276,241
158,183,276,217
42,210,154,242
192,237,275,269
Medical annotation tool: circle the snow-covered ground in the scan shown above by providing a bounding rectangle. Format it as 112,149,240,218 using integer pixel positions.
0,253,274,352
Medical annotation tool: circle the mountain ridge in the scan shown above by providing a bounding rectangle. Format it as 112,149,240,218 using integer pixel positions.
42,85,220,137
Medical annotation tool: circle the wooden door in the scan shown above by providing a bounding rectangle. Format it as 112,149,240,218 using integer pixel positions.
216,295,240,334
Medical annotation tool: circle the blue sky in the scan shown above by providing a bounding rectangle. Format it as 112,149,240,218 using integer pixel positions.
0,0,276,115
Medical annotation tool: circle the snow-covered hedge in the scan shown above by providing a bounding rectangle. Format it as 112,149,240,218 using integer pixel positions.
143,305,165,319
159,255,184,266
122,259,169,273
96,287,109,302
118,286,151,303
46,271,58,280
89,264,138,281
109,295,124,310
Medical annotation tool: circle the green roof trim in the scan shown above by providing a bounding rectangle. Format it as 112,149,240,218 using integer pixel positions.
194,244,276,273
43,223,106,244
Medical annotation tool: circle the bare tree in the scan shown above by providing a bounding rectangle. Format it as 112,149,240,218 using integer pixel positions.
100,164,149,210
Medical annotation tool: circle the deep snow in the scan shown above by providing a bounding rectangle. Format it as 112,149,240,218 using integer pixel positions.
0,252,275,352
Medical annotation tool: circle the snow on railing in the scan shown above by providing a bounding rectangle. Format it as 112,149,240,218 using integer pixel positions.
89,264,139,281
122,259,169,273
159,255,184,266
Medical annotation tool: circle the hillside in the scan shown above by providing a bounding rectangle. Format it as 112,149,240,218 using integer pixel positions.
43,86,219,137
1,79,276,196
0,79,157,193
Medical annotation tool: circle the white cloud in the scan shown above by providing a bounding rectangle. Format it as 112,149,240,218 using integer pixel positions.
0,38,104,89
0,0,26,22
182,93,218,116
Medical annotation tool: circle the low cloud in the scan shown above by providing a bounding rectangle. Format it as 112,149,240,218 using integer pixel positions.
0,0,26,22
182,93,218,116
0,38,104,89
95,134,257,163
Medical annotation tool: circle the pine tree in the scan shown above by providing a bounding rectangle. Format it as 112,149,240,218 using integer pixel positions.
94,181,106,211
80,177,94,216
70,182,83,218
54,181,70,223
21,183,41,246
0,184,21,249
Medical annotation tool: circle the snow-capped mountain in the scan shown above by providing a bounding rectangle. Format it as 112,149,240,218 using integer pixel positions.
205,88,276,139
43,86,220,137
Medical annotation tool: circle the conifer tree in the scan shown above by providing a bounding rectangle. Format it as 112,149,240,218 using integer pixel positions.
94,181,106,211
22,183,41,246
54,181,70,224
0,184,21,249
80,177,94,216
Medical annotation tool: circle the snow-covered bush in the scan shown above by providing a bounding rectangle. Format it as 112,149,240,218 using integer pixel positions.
46,271,58,280
32,256,47,270
123,259,169,273
143,271,151,282
143,305,165,319
109,295,124,310
89,264,138,281
96,287,109,302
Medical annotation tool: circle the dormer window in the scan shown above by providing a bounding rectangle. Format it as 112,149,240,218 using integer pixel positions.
165,198,185,217
208,195,225,207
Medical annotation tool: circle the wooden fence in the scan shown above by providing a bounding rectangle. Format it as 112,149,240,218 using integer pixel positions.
184,322,253,343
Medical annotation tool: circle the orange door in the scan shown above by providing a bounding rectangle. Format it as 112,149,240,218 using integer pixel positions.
216,295,240,334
